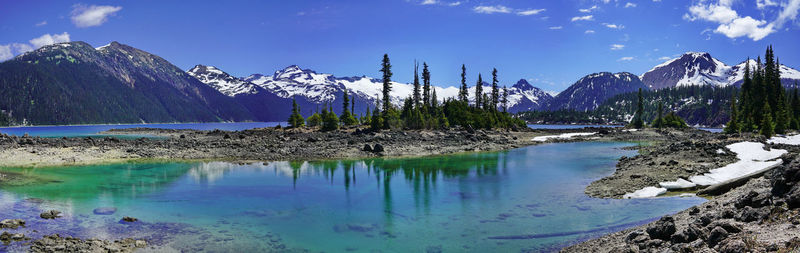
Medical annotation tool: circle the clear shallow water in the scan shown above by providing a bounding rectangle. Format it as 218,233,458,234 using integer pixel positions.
0,122,283,138
0,142,704,252
527,124,621,129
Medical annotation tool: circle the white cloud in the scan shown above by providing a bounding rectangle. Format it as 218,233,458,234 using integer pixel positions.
71,4,122,28
549,26,563,30
611,44,625,50
775,0,800,27
421,0,438,5
579,5,598,13
585,29,596,33
571,15,594,21
757,0,778,9
715,16,774,40
684,0,800,41
448,1,462,6
618,56,635,61
0,45,12,61
473,5,512,14
517,9,546,16
1,32,72,59
35,21,47,27
603,23,624,29
625,2,637,8
658,56,672,61
12,43,33,54
29,32,71,49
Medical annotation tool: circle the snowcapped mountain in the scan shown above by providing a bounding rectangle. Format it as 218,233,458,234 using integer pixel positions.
642,52,800,90
504,79,553,112
546,72,647,111
187,65,262,96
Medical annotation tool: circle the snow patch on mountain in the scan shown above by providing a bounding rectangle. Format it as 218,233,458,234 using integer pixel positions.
187,65,261,96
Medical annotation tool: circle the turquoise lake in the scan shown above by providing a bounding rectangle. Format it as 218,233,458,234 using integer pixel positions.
0,142,705,252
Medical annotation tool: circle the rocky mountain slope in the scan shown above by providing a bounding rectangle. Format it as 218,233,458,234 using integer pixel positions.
642,52,800,90
545,72,647,111
0,41,253,126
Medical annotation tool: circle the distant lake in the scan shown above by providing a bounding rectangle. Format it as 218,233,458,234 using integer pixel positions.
527,124,622,129
0,142,704,252
0,122,285,138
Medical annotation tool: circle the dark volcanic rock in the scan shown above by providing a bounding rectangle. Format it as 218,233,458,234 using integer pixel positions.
646,216,676,240
121,216,138,222
29,234,146,253
706,226,729,248
39,210,61,219
372,143,384,153
717,238,747,253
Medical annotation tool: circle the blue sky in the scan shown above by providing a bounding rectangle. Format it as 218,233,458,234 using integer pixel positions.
1,0,799,93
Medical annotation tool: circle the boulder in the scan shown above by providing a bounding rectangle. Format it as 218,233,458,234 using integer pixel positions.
646,216,676,240
121,216,138,222
671,224,705,243
735,191,770,208
362,144,373,152
625,230,649,244
736,206,768,222
706,226,729,248
718,238,747,253
707,220,742,233
40,210,61,219
372,144,384,153
0,219,25,229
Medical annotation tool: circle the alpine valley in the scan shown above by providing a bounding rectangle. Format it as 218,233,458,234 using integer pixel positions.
1,41,799,126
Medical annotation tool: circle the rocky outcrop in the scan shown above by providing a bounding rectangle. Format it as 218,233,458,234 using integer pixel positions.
29,234,146,253
39,210,61,219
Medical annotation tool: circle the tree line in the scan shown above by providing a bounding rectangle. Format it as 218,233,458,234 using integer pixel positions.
287,54,526,131
725,46,799,137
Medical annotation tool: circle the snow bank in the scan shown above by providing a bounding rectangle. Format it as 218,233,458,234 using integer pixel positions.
532,132,596,142
768,134,800,145
623,186,667,199
659,178,697,189
688,141,786,186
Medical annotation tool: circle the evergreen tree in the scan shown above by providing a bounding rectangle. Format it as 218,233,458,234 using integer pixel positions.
459,64,468,102
501,86,509,113
371,98,383,130
322,105,340,131
629,88,645,128
380,54,393,129
652,103,664,128
306,112,322,127
724,93,740,134
412,61,421,107
422,62,431,107
491,68,499,110
431,88,438,109
760,101,774,137
288,98,305,128
475,74,483,109
340,91,358,126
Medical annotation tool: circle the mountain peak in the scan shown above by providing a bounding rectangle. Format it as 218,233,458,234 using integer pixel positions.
512,79,534,90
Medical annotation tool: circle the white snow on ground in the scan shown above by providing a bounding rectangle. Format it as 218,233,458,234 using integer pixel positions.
626,141,786,198
659,178,697,189
688,142,786,186
768,134,800,145
531,132,596,142
623,186,667,199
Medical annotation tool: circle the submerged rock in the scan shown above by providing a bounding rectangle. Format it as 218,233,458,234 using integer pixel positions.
93,207,117,215
29,234,146,253
121,216,138,222
40,210,61,219
0,219,25,229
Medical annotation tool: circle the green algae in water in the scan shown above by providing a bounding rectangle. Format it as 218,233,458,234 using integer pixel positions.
0,142,705,252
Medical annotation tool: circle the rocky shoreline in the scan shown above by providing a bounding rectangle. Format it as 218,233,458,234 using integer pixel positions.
563,153,800,252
